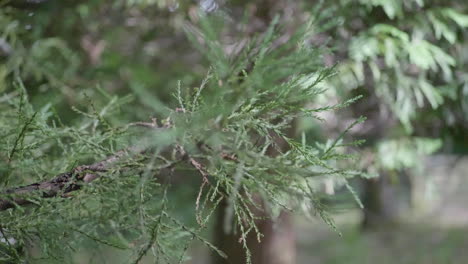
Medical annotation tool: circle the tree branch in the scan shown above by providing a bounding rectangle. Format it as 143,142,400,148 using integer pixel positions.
0,118,239,212
0,146,144,211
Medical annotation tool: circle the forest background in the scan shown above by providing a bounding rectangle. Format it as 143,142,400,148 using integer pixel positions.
1,0,467,263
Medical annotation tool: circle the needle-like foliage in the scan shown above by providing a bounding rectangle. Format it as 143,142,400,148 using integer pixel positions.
0,3,365,263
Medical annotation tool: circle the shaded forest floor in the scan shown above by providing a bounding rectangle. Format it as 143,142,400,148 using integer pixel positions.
296,213,468,264
69,210,468,263
185,211,468,264
295,156,468,264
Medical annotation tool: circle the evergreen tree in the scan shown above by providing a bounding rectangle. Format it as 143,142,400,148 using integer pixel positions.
0,1,364,263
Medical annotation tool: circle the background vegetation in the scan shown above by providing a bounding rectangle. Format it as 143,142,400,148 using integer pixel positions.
0,0,467,263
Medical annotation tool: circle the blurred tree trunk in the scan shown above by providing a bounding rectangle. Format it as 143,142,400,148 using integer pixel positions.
212,198,295,264
361,170,412,230
343,62,415,230
210,2,302,261
212,123,297,264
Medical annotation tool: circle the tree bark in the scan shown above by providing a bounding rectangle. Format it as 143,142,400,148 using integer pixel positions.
212,198,295,264
361,170,412,230
212,121,297,264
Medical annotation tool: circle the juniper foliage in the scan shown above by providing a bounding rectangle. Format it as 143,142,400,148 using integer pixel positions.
0,3,364,263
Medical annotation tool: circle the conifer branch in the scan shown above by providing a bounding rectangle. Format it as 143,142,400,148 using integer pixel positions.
0,123,238,212
0,146,144,211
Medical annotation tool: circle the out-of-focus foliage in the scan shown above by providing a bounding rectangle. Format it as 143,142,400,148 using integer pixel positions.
377,137,442,170
307,0,468,178
330,1,466,122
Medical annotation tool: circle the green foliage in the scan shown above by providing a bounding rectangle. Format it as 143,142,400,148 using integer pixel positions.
0,3,364,263
377,137,442,170
2,0,466,262
325,0,468,131
305,0,468,184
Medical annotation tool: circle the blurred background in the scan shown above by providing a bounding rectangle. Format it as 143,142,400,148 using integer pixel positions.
1,0,467,263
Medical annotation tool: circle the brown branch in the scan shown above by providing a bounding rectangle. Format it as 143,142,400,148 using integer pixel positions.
0,144,235,212
0,146,143,211
0,118,237,212
126,118,164,129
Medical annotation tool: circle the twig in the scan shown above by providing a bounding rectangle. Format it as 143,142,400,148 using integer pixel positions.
0,146,143,211
0,119,237,212
188,157,210,182
8,112,38,163
127,118,166,129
